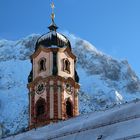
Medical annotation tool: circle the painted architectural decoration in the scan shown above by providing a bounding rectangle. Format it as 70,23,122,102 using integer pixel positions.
27,2,80,128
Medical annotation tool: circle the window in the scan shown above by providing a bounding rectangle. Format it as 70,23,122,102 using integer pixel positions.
36,98,46,117
37,104,45,117
63,59,70,73
39,58,46,71
66,100,73,118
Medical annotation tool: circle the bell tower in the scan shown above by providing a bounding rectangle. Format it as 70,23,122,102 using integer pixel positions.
27,1,80,129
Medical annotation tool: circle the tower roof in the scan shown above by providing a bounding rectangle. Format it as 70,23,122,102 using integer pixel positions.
35,1,71,50
35,31,71,50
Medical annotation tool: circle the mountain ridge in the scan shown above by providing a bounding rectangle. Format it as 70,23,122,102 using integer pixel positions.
0,33,140,137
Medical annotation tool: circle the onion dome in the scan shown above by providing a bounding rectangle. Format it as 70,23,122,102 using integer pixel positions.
35,22,71,51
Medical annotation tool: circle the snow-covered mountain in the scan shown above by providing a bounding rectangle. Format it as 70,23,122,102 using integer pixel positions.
0,33,140,137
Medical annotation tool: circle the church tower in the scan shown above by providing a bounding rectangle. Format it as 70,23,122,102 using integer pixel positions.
27,2,80,128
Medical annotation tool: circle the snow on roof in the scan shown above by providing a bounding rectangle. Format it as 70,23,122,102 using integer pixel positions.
37,32,68,43
57,32,68,42
4,100,140,140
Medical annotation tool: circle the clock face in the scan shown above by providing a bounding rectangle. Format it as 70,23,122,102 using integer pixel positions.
36,82,45,95
65,83,72,94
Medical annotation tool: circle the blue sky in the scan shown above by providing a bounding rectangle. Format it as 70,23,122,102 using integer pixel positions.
0,0,140,76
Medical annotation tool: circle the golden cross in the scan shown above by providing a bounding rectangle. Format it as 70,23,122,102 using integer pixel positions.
51,1,55,21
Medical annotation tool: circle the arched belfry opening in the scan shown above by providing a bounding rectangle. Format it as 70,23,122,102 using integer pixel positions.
36,98,46,117
63,59,70,73
65,60,70,71
39,58,46,71
66,100,73,118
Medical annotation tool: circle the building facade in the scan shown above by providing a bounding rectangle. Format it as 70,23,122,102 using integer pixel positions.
27,21,80,128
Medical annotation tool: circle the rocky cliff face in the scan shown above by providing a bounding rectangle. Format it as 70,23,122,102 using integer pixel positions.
0,33,140,137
